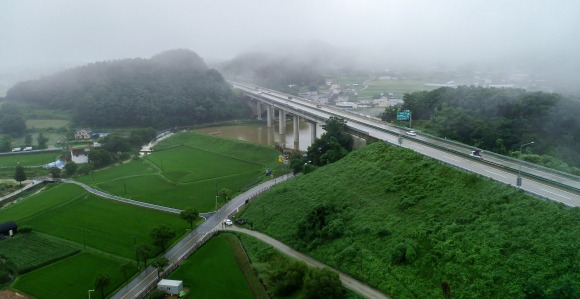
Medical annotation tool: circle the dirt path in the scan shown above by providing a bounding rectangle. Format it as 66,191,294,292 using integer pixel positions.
224,226,391,299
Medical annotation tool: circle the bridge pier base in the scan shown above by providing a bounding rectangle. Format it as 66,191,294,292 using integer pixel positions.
310,121,317,143
293,115,299,150
266,105,272,127
279,109,286,135
256,102,262,120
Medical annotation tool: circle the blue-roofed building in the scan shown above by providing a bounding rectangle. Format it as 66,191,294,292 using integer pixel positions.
44,159,66,169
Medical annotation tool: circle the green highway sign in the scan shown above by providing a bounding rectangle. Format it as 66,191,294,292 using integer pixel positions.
397,110,410,121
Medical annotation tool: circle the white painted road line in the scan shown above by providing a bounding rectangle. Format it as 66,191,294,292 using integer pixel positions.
443,156,460,163
540,188,571,200
484,169,507,179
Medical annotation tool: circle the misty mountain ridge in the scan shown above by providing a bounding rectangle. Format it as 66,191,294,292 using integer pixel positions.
4,49,249,127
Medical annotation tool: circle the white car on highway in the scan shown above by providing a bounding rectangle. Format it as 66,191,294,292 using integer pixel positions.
224,219,233,226
406,130,417,136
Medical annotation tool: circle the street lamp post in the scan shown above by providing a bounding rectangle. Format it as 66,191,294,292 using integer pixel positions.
517,141,534,187
88,289,95,299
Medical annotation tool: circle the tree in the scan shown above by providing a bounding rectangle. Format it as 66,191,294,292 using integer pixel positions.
150,225,176,252
37,132,49,149
14,165,26,185
307,116,352,167
24,134,32,146
0,115,26,136
180,207,199,229
302,267,345,299
49,167,61,178
136,244,153,268
78,163,94,175
0,135,11,152
270,260,308,296
120,262,134,282
218,188,232,202
88,148,114,168
94,273,111,299
152,257,169,278
64,161,78,176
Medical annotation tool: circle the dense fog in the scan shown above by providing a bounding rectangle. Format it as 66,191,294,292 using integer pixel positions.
1,0,579,91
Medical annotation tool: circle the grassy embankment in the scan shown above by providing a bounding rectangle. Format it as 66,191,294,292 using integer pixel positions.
75,131,283,212
237,142,580,298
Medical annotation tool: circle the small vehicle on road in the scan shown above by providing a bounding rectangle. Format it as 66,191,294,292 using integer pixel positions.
470,149,483,158
406,130,417,136
224,219,233,226
235,218,248,225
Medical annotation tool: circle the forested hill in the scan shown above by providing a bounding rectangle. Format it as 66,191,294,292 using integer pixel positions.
381,86,580,170
5,49,250,127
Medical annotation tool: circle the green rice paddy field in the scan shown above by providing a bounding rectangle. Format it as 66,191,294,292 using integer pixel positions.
0,183,188,298
76,132,282,211
167,234,254,299
0,131,282,298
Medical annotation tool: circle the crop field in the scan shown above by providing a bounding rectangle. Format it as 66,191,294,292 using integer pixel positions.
25,119,69,129
11,251,131,299
76,159,158,184
155,131,281,168
75,133,281,211
0,151,60,167
0,184,189,259
0,232,80,274
167,234,253,299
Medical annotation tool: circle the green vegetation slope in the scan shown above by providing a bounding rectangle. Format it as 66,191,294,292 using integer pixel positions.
240,142,580,298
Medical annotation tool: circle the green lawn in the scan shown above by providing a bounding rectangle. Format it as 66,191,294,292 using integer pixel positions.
167,234,253,299
0,151,60,167
12,251,133,299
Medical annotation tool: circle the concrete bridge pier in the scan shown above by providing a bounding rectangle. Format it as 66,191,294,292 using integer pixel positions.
266,105,272,127
278,109,286,135
256,102,262,120
293,115,299,150
309,121,317,143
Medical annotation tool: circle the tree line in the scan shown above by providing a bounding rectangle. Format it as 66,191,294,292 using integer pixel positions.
4,49,251,128
381,86,580,171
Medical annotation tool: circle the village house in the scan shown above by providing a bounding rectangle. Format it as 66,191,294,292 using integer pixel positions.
74,129,91,140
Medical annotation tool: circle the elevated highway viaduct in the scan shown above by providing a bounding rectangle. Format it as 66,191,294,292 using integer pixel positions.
231,81,580,206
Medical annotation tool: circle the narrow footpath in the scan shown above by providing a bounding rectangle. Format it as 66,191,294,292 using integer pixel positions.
224,226,391,299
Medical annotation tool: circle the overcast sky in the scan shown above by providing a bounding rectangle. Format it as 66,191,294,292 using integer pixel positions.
2,0,580,74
